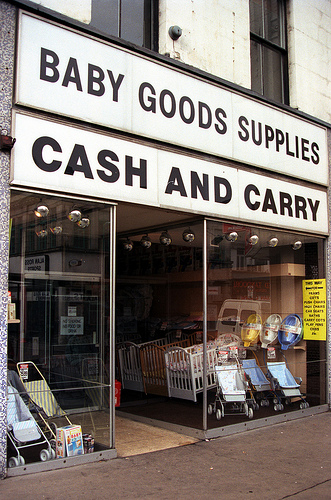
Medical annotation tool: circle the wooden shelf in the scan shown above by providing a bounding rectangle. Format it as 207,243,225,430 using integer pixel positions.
8,319,20,324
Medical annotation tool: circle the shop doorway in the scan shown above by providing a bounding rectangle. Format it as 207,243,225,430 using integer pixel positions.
115,203,327,450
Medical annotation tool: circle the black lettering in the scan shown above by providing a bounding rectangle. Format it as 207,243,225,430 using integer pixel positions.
198,102,212,129
97,150,120,182
165,167,187,197
311,142,320,165
179,96,195,124
125,157,147,188
279,192,293,217
275,129,285,152
138,82,156,112
32,136,62,172
215,108,227,135
159,89,176,118
295,136,300,158
265,125,274,149
214,177,231,204
252,121,262,146
295,196,308,219
107,71,125,102
244,184,260,210
238,116,249,141
40,48,60,83
301,138,310,161
88,64,105,96
308,199,320,222
262,189,277,213
62,58,83,91
64,144,93,178
286,132,295,157
191,172,209,200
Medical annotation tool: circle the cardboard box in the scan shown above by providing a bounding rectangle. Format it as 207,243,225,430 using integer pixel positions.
56,425,84,458
8,303,16,320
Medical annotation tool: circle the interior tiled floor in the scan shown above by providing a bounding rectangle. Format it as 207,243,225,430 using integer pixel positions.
115,415,198,457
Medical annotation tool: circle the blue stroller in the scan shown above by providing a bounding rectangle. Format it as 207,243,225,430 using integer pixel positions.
242,358,271,408
266,361,309,410
7,383,55,467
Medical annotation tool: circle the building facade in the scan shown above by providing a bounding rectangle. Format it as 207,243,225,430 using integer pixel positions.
1,0,330,477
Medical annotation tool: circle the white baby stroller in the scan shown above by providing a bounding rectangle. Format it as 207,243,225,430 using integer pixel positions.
7,383,55,467
266,361,309,410
208,354,254,420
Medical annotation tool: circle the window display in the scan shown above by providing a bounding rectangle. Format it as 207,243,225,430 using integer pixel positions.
7,191,114,468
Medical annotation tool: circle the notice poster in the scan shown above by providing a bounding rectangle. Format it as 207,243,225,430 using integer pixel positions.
302,279,326,340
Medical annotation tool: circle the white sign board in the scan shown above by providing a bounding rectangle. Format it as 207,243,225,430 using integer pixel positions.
16,12,328,186
60,316,84,335
11,112,328,234
24,255,46,272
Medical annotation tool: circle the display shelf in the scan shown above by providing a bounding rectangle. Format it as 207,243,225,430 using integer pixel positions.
8,319,20,324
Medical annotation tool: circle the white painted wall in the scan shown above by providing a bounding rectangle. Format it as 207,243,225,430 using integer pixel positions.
287,0,331,124
158,0,251,88
32,0,91,23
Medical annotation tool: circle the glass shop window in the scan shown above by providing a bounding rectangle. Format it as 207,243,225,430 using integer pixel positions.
7,191,114,468
207,220,326,422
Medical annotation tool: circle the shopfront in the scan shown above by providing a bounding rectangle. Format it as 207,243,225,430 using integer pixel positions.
3,10,329,475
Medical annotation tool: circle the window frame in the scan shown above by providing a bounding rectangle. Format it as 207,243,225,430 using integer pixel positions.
250,0,289,104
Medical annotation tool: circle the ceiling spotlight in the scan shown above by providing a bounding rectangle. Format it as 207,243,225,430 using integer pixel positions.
50,226,63,235
225,231,238,242
292,241,302,250
123,238,133,252
140,234,152,248
248,234,259,246
35,229,48,238
77,217,90,228
182,228,195,243
268,237,278,248
159,231,172,246
34,205,49,218
68,209,82,223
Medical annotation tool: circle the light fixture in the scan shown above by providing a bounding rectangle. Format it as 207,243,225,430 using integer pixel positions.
268,237,278,247
68,209,82,223
50,226,63,235
77,217,90,228
225,231,238,242
182,228,195,243
140,234,152,248
34,205,49,218
123,238,133,252
292,241,302,250
159,231,172,246
35,229,48,238
248,234,259,246
169,25,182,40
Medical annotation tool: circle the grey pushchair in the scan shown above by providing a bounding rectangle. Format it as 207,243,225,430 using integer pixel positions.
208,355,254,420
7,383,55,467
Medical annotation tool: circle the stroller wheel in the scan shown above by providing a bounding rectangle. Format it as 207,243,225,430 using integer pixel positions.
40,449,51,462
19,456,25,466
216,409,222,420
50,448,56,460
248,408,254,419
208,404,213,415
8,457,19,468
